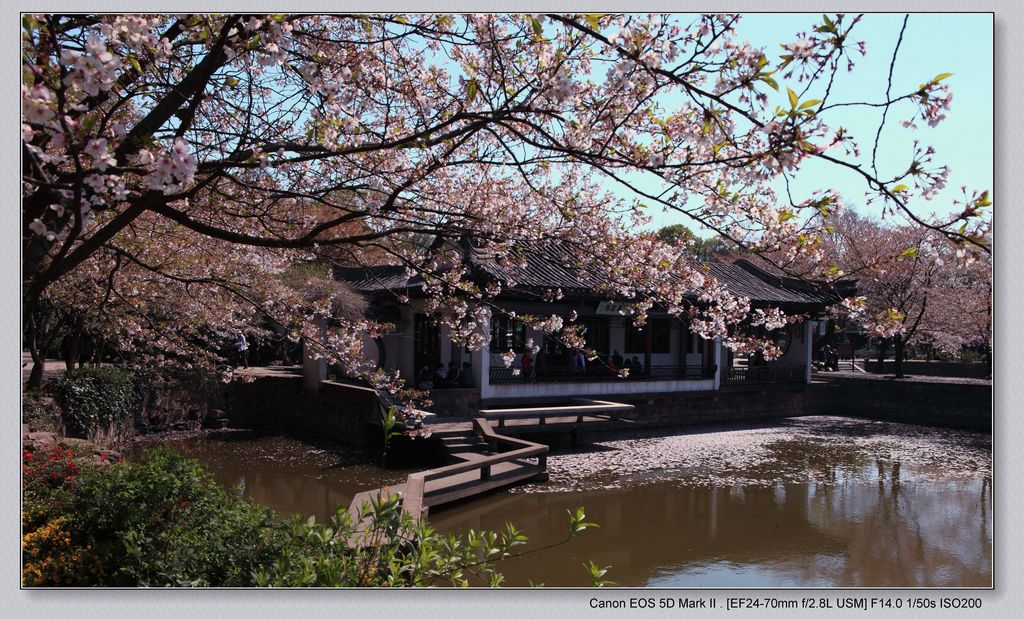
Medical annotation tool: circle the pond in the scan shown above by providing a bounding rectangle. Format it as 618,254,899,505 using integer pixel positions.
128,416,992,588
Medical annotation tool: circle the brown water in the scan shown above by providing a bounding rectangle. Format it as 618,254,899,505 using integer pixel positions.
129,416,992,588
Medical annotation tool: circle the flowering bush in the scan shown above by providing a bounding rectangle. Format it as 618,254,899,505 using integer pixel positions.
22,516,90,586
22,445,78,493
22,444,86,586
22,447,279,587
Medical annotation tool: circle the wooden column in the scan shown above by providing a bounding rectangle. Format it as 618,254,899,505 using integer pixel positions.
643,323,652,376
680,319,689,377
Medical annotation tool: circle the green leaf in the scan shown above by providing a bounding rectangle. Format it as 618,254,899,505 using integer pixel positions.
787,87,799,109
530,17,543,36
799,99,821,110
466,79,478,102
760,75,779,91
21,14,36,37
932,72,954,83
898,247,919,258
891,184,909,193
585,560,615,587
585,14,602,30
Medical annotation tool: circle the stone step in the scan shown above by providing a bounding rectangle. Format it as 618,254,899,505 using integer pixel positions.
444,441,489,454
430,427,477,439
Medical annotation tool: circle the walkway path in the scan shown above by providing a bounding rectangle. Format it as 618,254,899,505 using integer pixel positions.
346,417,547,546
346,399,635,545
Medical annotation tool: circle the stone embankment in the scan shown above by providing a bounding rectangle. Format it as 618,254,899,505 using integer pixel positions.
22,426,123,464
810,372,991,431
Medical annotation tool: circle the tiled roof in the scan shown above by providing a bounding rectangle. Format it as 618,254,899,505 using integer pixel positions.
336,243,850,309
702,260,848,306
465,243,600,292
334,265,421,293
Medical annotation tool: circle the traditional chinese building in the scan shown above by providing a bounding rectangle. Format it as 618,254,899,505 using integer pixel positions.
313,241,851,413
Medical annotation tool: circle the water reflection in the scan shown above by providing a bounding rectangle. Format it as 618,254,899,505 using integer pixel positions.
132,417,991,588
430,476,991,587
127,430,410,519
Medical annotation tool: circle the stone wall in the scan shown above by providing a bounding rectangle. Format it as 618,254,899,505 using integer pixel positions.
226,374,384,446
220,372,991,451
863,360,989,378
617,385,813,428
423,388,480,416
812,375,991,431
139,368,227,433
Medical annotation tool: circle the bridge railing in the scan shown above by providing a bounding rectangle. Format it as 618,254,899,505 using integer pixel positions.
722,364,807,385
480,399,635,428
489,363,714,384
399,419,547,520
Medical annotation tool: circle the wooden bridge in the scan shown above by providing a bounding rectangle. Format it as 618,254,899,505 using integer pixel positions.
346,399,634,543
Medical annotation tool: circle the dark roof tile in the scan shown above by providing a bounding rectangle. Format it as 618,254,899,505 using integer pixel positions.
336,243,850,309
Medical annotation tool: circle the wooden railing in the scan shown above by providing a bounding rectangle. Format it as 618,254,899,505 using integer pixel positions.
489,363,714,384
480,399,634,428
400,418,548,520
722,364,807,385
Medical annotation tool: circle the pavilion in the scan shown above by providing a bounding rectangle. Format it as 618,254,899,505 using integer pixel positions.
308,240,852,412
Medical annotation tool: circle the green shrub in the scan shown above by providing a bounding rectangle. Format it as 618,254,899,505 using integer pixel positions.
52,367,145,437
22,392,62,432
23,448,606,587
256,500,604,587
62,448,281,586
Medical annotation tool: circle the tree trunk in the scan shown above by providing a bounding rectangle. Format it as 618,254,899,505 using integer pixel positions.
27,357,45,391
876,340,889,373
643,324,652,376
63,335,80,371
62,318,83,371
894,336,905,378
25,313,46,390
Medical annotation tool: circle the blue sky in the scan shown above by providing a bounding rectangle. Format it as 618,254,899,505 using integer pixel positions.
621,13,994,234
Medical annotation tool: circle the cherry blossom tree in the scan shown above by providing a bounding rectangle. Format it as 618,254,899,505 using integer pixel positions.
917,248,991,374
815,210,990,378
21,14,990,397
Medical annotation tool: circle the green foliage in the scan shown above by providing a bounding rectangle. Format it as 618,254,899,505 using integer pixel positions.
22,392,61,432
23,447,608,587
656,224,732,259
379,405,401,465
656,223,696,245
585,560,615,587
255,494,530,587
568,506,599,536
52,367,145,437
59,448,279,586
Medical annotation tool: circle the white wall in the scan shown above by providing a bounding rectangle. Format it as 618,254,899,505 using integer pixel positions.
482,378,715,400
475,306,490,390
772,321,811,367
302,318,328,391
